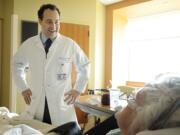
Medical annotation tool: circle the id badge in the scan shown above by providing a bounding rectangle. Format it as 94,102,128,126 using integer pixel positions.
57,73,67,80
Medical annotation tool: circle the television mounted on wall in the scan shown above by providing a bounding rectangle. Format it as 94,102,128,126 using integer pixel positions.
21,20,38,43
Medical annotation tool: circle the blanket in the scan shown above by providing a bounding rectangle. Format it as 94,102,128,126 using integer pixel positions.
0,107,56,135
3,124,43,135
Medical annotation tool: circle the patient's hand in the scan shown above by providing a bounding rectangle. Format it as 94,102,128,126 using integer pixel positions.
22,89,32,105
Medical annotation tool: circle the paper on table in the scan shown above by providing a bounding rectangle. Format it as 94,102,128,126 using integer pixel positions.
109,89,128,108
86,96,101,105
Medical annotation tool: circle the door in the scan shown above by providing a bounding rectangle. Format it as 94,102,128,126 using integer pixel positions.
60,22,89,55
60,22,89,126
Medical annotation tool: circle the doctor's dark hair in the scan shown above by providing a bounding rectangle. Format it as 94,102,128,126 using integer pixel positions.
38,4,61,20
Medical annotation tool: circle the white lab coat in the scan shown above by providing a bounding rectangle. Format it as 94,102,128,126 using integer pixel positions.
12,33,89,126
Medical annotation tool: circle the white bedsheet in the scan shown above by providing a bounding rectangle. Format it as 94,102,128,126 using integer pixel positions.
3,124,43,135
0,107,56,135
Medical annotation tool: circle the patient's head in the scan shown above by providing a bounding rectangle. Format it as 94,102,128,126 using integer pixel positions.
128,73,180,135
136,73,180,106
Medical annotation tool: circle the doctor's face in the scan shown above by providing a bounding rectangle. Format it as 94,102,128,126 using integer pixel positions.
39,9,60,39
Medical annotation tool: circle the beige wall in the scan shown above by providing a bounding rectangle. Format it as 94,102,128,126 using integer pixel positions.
95,1,105,88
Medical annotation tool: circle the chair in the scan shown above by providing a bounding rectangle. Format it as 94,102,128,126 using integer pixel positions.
75,106,88,132
126,81,145,87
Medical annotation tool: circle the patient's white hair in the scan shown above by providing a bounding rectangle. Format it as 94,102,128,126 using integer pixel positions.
128,73,180,135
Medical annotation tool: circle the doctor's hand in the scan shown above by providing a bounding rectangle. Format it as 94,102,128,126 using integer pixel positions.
64,90,80,105
22,88,32,105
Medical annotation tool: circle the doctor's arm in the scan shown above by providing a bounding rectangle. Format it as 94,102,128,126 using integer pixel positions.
64,44,89,104
12,46,32,105
64,62,89,104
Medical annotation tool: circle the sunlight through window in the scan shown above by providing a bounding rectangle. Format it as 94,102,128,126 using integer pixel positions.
112,10,180,87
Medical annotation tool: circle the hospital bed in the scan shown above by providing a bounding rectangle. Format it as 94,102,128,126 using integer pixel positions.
0,107,56,135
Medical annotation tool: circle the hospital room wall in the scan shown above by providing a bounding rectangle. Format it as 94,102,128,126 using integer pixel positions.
12,0,105,113
0,0,13,108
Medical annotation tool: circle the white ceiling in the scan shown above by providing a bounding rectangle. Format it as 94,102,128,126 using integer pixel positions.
115,0,180,18
99,0,124,5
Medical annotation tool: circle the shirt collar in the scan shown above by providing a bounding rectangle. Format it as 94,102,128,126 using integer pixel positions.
40,32,56,45
40,32,48,45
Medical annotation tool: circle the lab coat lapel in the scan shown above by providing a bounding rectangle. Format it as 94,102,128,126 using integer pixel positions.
44,33,62,69
34,34,46,55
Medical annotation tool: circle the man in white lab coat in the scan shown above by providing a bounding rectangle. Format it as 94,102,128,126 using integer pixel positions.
12,4,89,126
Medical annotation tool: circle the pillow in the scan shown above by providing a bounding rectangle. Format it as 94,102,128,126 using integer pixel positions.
137,128,180,135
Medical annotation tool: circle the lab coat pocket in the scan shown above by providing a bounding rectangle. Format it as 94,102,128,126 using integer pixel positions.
56,57,72,81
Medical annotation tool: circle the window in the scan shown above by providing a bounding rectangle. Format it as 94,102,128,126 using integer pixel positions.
112,10,180,87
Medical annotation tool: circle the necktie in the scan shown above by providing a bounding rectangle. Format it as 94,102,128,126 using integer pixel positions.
45,38,52,54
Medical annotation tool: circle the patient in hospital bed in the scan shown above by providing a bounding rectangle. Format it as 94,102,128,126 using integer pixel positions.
1,73,180,135
84,73,180,135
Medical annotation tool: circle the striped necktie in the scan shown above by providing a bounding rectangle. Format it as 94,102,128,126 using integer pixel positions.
45,38,52,54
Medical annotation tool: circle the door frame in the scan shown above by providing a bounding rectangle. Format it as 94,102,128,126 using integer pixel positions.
10,14,18,112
